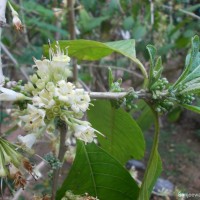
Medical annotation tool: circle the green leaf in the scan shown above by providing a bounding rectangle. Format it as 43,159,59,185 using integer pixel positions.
185,4,200,12
137,151,162,200
123,16,134,30
154,57,163,80
146,45,163,86
167,107,182,122
132,25,146,40
173,35,200,88
56,141,139,200
180,82,200,94
106,40,136,58
44,39,135,60
136,100,154,132
146,45,156,68
182,64,200,84
182,104,200,114
27,18,68,36
79,9,108,33
87,100,145,164
43,39,148,78
146,45,156,85
137,111,162,200
23,1,53,18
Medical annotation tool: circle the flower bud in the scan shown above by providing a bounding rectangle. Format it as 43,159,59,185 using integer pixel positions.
0,87,31,101
8,2,23,31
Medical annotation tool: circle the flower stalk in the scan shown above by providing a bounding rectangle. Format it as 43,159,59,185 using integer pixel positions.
51,120,68,200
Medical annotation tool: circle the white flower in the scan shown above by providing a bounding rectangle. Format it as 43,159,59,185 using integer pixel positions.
51,41,71,63
33,58,50,73
33,89,55,109
20,104,45,131
55,80,75,102
33,57,71,82
24,82,35,93
70,89,90,113
74,124,97,144
46,82,55,93
120,30,131,40
73,122,103,144
0,87,31,101
18,134,36,149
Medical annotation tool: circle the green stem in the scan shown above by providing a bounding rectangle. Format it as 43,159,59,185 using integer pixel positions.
134,58,149,88
137,106,162,200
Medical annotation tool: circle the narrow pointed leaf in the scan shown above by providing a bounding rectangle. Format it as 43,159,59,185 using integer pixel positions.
173,35,200,87
87,100,145,164
180,83,200,94
154,56,163,80
182,64,200,83
146,45,156,68
146,45,160,85
182,104,200,114
56,141,139,200
136,100,154,132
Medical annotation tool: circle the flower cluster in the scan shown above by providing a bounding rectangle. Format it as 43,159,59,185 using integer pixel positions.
0,138,37,189
0,42,101,144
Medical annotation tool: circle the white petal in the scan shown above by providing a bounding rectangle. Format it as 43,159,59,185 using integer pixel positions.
18,134,36,149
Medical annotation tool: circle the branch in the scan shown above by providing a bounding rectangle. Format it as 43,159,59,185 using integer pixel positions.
51,121,68,200
0,42,29,80
162,5,200,20
149,0,154,25
80,63,144,79
67,0,78,82
89,91,151,100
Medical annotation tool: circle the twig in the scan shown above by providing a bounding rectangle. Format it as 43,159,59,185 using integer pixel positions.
78,78,90,91
179,8,200,20
162,5,200,20
149,0,154,25
0,42,29,80
67,0,78,82
51,121,68,200
89,91,151,100
80,64,144,79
